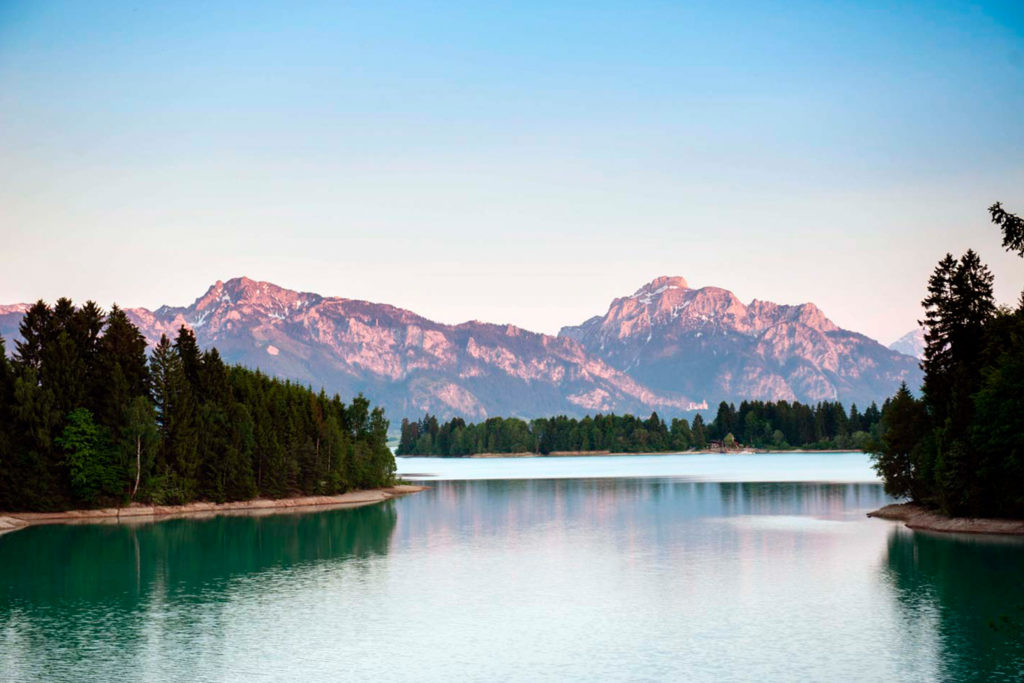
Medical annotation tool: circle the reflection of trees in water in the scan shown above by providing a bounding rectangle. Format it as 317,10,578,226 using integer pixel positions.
0,501,397,607
404,479,890,544
884,530,1024,681
0,502,398,679
716,482,888,514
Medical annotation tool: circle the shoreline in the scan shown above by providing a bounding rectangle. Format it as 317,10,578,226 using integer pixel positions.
867,502,1024,536
0,484,427,535
399,448,864,459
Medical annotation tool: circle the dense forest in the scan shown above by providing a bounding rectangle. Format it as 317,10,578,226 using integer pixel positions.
0,302,395,512
871,202,1024,518
397,399,882,456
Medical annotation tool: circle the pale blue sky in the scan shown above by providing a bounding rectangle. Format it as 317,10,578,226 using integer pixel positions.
1,0,1022,343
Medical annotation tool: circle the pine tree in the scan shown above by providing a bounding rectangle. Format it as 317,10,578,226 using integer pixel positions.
173,325,202,393
14,300,52,371
920,253,959,417
989,201,1024,257
0,337,14,506
149,334,198,501
149,335,176,463
691,414,708,449
870,383,929,500
1,299,397,511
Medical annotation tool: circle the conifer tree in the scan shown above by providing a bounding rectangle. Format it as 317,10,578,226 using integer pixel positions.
174,325,202,393
14,301,51,372
0,300,397,511
989,201,1024,257
870,383,929,500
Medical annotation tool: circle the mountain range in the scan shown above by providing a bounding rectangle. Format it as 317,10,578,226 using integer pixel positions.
1,276,922,420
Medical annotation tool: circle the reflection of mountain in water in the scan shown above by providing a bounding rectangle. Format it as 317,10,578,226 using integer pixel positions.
0,502,397,607
883,530,1024,681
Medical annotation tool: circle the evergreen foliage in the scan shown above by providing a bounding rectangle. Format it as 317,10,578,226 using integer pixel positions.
396,399,881,456
0,303,395,511
871,203,1024,518
988,201,1024,257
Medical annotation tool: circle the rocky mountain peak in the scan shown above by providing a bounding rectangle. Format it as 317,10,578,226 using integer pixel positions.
215,276,322,310
559,277,921,407
3,276,922,419
889,327,925,359
153,277,324,330
631,276,690,298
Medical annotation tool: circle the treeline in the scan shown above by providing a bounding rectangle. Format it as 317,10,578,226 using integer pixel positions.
871,202,1024,518
397,399,881,456
0,300,395,511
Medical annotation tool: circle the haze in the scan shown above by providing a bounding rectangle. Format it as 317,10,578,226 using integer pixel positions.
2,0,1023,343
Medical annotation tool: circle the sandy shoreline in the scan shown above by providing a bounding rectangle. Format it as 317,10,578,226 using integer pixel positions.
0,485,427,535
868,502,1024,536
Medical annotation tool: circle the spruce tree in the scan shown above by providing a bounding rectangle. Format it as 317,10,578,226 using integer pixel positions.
14,300,52,371
870,383,929,500
920,253,959,419
989,201,1024,257
173,325,202,393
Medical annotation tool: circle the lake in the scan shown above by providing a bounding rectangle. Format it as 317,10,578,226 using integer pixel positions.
2,453,1022,681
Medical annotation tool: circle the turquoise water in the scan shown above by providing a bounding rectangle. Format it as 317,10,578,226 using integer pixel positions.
2,453,1023,681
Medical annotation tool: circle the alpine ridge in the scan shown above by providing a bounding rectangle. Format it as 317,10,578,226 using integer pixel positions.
122,277,688,420
2,276,921,420
559,276,922,408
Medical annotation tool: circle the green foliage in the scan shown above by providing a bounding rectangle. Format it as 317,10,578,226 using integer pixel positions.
969,309,1024,517
56,408,119,505
396,400,881,456
123,395,158,501
988,201,1024,257
871,203,1024,518
870,384,929,500
0,300,396,512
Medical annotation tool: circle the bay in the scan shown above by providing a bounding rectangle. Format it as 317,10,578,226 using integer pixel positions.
2,453,1022,681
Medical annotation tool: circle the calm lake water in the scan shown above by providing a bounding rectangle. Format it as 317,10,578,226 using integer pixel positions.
2,453,1023,682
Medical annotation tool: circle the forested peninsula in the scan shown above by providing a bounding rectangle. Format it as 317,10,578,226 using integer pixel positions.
870,202,1024,521
397,400,883,456
0,301,396,513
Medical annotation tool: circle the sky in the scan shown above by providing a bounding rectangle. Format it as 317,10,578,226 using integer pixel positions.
1,0,1023,344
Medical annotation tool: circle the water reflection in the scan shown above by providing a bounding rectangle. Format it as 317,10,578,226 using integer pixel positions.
0,503,397,681
396,479,890,544
883,530,1024,681
3,477,1023,681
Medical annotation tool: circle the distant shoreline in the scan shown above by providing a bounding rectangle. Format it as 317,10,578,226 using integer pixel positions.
396,448,864,459
0,485,427,535
868,502,1024,536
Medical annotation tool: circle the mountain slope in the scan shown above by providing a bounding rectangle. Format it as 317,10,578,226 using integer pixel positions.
559,276,922,407
121,278,688,420
0,304,30,351
2,276,918,419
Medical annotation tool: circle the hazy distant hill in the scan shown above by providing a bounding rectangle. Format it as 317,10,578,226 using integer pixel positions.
559,276,922,409
0,304,29,352
888,327,926,360
1,276,922,419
